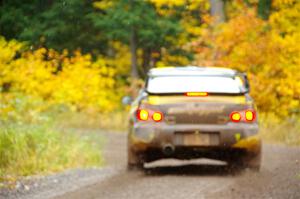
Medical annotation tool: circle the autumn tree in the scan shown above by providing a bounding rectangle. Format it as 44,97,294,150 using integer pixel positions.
90,0,182,78
0,0,106,53
194,0,300,116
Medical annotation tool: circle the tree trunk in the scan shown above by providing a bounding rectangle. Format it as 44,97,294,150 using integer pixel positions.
258,0,272,20
142,48,151,75
130,27,139,79
130,27,138,79
209,0,225,24
209,0,225,63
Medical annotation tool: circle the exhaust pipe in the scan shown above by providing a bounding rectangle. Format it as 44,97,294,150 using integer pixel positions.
162,144,175,156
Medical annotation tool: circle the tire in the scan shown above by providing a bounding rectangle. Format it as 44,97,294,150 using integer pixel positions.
127,145,144,171
228,151,261,172
243,151,262,171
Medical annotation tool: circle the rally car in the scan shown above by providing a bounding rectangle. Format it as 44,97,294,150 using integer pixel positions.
125,66,261,171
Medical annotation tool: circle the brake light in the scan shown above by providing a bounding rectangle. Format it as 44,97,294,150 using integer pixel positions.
245,110,255,121
137,109,149,121
230,110,256,122
152,111,163,122
230,112,241,122
185,92,208,97
137,109,163,122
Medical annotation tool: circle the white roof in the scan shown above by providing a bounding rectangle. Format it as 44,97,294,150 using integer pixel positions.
148,66,237,77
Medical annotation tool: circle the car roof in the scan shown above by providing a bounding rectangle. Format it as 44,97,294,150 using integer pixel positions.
148,66,238,77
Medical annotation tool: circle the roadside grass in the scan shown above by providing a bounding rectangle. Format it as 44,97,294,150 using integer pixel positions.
0,122,104,186
55,110,128,131
0,95,108,186
260,113,300,146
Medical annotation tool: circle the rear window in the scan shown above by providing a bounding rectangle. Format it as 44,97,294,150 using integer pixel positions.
146,76,246,94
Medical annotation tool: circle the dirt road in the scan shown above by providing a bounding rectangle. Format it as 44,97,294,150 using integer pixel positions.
55,132,300,199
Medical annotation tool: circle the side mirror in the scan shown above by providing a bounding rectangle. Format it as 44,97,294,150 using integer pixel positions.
122,96,133,105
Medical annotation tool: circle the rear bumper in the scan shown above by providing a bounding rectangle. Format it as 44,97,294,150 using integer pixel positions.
129,122,261,156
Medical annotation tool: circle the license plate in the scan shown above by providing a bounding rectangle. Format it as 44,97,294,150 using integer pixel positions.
175,132,220,146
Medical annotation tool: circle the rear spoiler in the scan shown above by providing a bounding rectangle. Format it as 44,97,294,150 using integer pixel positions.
144,72,250,96
145,91,247,96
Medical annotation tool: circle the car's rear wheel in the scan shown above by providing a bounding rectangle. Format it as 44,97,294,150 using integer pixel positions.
243,151,262,171
127,145,144,171
228,151,261,171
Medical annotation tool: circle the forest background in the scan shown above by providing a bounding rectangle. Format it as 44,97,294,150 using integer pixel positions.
0,0,299,183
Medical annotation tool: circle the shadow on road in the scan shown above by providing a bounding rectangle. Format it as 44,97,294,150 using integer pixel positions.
143,164,243,176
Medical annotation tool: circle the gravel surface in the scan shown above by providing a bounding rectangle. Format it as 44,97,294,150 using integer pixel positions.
2,132,300,199
55,132,300,199
0,167,119,199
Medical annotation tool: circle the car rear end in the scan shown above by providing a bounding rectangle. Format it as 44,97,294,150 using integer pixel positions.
128,67,261,170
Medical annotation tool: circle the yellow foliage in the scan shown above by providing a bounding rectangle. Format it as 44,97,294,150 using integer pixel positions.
105,41,131,76
156,47,190,67
150,0,209,23
0,38,24,85
150,0,206,8
150,0,186,7
0,37,118,113
272,0,296,8
194,3,300,117
93,0,114,10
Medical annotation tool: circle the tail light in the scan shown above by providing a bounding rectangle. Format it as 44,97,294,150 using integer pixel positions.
137,109,163,122
152,111,163,122
230,112,241,122
230,110,256,122
245,110,255,121
137,109,149,121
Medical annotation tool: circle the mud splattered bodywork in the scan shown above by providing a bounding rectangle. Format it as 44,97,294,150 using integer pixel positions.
127,67,262,170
